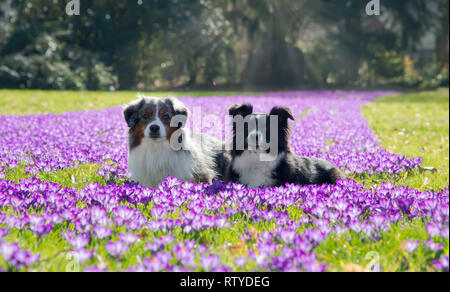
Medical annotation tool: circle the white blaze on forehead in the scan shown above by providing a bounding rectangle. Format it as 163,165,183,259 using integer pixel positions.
144,103,167,138
248,115,267,146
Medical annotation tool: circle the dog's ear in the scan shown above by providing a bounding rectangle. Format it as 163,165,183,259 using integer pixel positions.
123,98,145,128
228,104,253,117
168,97,190,117
167,97,190,128
270,107,294,121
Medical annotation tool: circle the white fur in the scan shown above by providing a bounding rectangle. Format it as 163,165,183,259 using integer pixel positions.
232,151,285,188
144,119,167,138
126,96,219,188
246,115,268,149
143,103,167,138
128,128,217,188
247,129,265,148
128,138,194,188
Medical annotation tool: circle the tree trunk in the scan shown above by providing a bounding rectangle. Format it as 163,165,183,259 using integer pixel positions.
436,34,449,71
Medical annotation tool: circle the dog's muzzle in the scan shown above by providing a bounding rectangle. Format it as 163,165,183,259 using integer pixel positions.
247,131,263,148
149,125,161,138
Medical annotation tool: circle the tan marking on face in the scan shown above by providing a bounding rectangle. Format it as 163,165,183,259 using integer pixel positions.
145,108,153,118
131,119,146,149
159,108,168,117
158,107,175,142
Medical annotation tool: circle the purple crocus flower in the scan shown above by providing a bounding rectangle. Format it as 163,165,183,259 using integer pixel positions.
144,251,172,272
425,223,441,238
29,223,53,237
405,240,420,253
200,254,221,271
0,241,19,262
105,240,129,257
0,228,8,239
212,266,232,272
424,240,444,252
84,266,108,272
279,230,296,245
235,257,248,267
72,248,94,263
68,234,90,250
174,243,197,267
119,232,139,245
11,250,40,269
150,205,167,220
90,206,108,224
433,255,449,272
93,226,113,240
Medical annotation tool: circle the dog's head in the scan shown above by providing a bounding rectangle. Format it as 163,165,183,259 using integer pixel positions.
229,104,294,154
124,96,189,148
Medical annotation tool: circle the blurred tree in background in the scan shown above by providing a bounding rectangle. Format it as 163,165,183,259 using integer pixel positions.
435,0,449,72
0,0,448,90
221,0,309,87
308,0,437,86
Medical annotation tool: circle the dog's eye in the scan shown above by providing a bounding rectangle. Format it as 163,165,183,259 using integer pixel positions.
142,114,151,121
162,114,170,121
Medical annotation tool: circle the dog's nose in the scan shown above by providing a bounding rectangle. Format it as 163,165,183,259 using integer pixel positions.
150,125,160,134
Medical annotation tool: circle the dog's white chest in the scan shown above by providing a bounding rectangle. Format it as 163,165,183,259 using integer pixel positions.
232,152,284,188
128,139,193,188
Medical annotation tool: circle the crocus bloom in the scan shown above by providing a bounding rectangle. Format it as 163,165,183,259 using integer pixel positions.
105,240,128,257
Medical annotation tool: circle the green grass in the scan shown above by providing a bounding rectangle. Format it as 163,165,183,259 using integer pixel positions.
0,90,259,115
0,89,448,272
320,89,449,271
361,88,449,191
317,219,448,272
2,163,108,190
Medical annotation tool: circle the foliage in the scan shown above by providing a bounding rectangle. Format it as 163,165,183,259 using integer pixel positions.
0,0,448,89
0,33,118,90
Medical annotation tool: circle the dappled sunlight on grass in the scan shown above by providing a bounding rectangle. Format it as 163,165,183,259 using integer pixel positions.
0,90,259,115
362,89,449,191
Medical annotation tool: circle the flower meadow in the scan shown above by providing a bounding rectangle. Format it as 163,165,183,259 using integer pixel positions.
0,91,448,272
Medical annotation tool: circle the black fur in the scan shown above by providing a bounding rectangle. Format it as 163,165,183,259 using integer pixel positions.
226,104,345,187
228,104,254,157
272,155,345,186
123,99,145,128
189,131,231,181
229,104,253,117
166,97,190,129
213,150,232,181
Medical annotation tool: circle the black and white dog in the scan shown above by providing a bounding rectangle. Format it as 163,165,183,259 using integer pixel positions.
226,104,345,188
123,96,230,188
